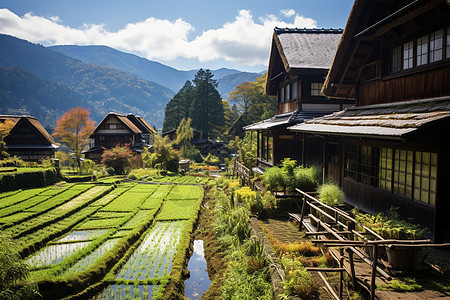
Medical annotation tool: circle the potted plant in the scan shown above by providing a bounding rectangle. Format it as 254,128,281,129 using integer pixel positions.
354,207,428,271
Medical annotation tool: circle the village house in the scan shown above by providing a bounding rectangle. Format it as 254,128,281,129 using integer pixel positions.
288,0,450,241
1,115,59,161
244,28,354,173
83,112,156,162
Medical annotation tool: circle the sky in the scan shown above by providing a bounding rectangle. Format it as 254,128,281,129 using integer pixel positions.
0,0,354,72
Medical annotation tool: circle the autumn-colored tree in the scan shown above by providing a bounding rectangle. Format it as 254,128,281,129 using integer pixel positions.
101,145,133,174
229,74,276,126
0,119,15,139
0,119,15,159
53,107,95,171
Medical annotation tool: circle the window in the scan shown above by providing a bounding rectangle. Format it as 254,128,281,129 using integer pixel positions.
430,29,443,63
291,80,298,99
393,150,413,198
417,35,428,66
311,83,323,96
360,146,379,186
403,41,414,69
99,136,105,141
390,46,402,73
414,152,437,205
389,27,449,73
280,87,285,103
379,148,393,192
344,143,438,206
446,26,450,59
344,144,359,181
285,84,290,101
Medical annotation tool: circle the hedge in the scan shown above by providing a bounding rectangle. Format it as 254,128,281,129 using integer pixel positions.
0,168,60,192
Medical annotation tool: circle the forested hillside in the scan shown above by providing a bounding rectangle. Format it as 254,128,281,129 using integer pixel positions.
0,34,173,128
49,45,261,98
0,66,84,128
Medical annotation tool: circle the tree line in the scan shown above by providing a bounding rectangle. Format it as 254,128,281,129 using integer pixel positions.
163,69,276,141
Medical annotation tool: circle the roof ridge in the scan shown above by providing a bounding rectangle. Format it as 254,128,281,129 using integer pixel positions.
275,27,343,34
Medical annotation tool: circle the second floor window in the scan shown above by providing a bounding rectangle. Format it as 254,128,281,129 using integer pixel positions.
389,27,448,74
417,35,428,66
403,41,414,69
430,29,443,63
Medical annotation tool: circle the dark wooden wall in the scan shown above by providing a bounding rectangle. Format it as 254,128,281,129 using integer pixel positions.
358,65,450,106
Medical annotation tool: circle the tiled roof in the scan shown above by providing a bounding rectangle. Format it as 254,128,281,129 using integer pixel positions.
288,96,450,138
274,27,343,70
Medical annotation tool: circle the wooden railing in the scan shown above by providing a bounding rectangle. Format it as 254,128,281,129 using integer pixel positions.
291,187,446,300
234,160,251,186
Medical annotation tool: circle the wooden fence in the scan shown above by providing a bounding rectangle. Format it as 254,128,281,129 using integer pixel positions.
290,187,450,300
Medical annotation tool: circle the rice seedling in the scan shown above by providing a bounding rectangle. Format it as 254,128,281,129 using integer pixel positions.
116,221,184,281
26,241,91,268
62,238,120,276
56,229,109,243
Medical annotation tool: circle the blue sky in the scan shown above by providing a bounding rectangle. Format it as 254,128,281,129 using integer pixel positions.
0,0,354,72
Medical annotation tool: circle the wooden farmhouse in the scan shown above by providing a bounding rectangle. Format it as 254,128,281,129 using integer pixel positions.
84,112,156,162
1,115,59,161
244,28,354,173
289,0,450,241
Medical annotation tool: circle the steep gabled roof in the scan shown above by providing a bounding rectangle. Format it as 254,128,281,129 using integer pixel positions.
4,115,57,146
0,115,22,126
126,114,157,134
266,28,343,95
93,112,141,134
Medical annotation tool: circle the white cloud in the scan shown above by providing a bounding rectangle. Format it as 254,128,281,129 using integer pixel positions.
280,9,296,18
0,8,317,67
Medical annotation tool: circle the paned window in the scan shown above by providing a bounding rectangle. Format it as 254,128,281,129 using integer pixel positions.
393,150,413,198
414,152,437,205
344,143,438,206
344,144,359,181
403,41,414,69
285,84,291,101
390,46,402,73
430,29,443,63
360,146,379,186
379,148,393,192
311,83,323,96
291,80,298,100
416,35,428,66
446,26,450,59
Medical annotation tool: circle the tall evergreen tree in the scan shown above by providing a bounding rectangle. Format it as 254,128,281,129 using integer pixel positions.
190,69,224,139
162,80,194,133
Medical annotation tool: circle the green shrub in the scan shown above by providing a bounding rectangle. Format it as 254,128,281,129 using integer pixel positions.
293,165,320,192
234,186,262,213
263,166,285,191
281,257,320,299
0,168,60,192
317,182,345,206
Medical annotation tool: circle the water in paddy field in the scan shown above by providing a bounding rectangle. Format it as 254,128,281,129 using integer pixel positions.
184,240,211,299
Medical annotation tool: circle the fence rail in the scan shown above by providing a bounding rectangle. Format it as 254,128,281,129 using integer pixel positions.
234,160,251,186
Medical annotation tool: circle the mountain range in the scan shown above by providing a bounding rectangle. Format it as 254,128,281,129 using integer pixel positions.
0,34,261,129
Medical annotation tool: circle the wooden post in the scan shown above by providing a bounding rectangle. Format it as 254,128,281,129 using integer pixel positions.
339,248,344,299
347,221,357,287
299,195,307,231
302,132,305,165
370,245,379,300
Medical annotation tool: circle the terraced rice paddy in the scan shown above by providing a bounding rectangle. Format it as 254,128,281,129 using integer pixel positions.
0,178,207,299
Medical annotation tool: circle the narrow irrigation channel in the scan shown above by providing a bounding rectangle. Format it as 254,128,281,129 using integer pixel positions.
184,240,211,299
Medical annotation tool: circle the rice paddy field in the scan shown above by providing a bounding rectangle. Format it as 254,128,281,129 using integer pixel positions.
0,178,210,299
